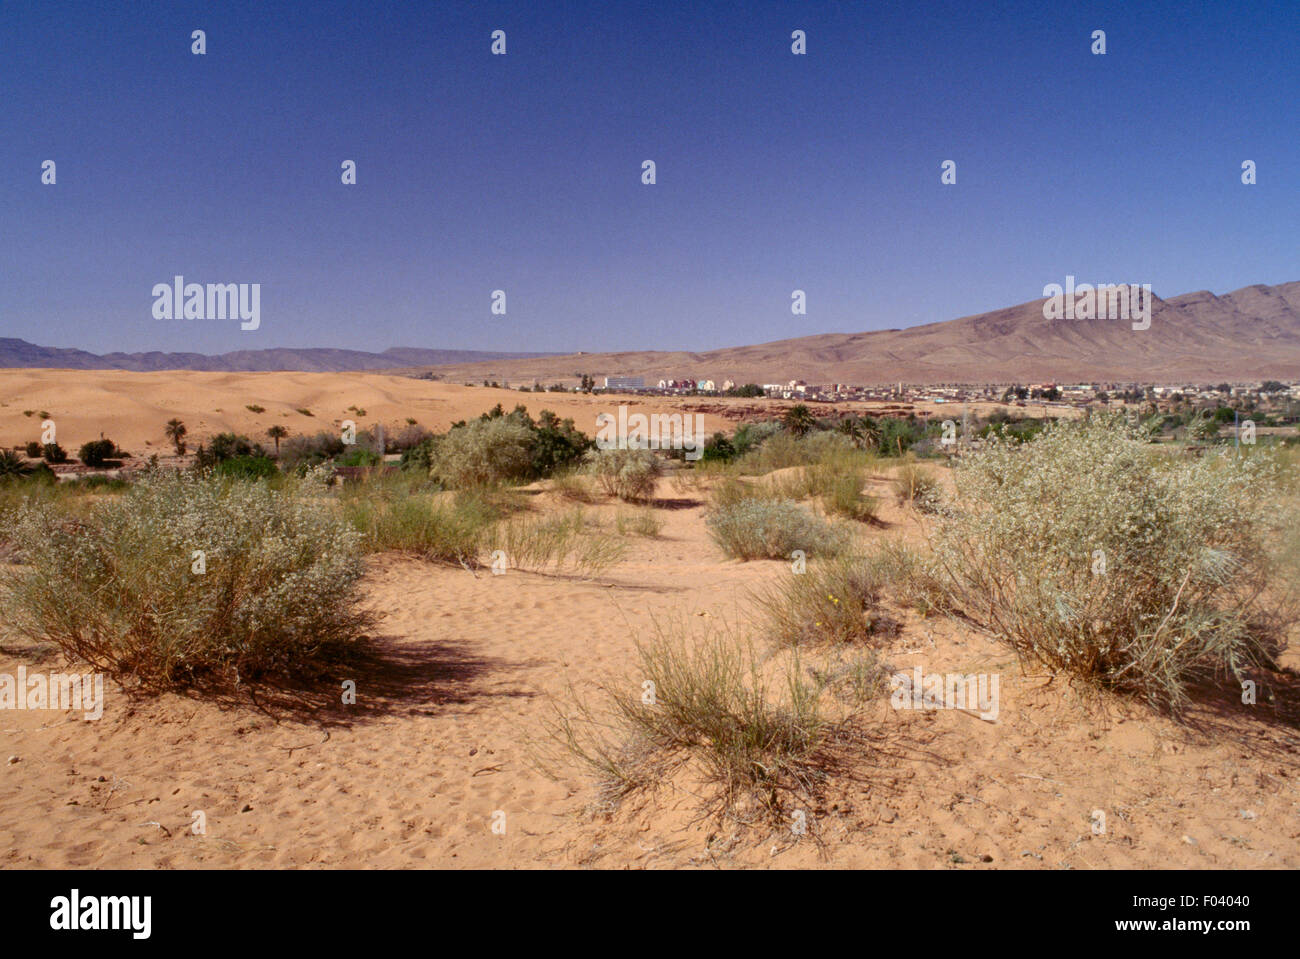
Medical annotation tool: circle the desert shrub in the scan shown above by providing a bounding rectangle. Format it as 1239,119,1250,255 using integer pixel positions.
873,541,950,616
431,418,535,488
24,442,42,458
41,443,68,464
614,508,664,538
280,430,347,469
390,423,433,453
927,413,1293,713
980,417,1046,445
493,508,627,575
62,475,130,494
735,429,860,475
699,432,736,463
549,469,597,503
0,472,374,687
799,430,857,463
708,475,773,509
877,417,924,456
706,499,848,561
893,461,940,510
337,446,383,468
0,469,62,547
585,447,663,502
777,452,880,522
669,467,705,494
528,409,592,476
757,553,890,647
459,404,590,478
822,471,879,522
548,622,839,817
214,455,279,480
737,431,802,472
77,439,119,468
341,488,491,564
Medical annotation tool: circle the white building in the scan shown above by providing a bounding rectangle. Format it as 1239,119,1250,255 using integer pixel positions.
603,376,645,390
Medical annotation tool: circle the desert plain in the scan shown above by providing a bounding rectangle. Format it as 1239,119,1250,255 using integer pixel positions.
0,370,1295,870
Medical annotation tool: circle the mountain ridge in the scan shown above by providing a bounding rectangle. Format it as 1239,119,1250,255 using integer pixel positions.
0,340,558,373
5,280,1298,382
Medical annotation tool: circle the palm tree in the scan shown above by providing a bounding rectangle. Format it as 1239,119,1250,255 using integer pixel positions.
164,419,187,455
783,404,816,437
0,449,28,478
266,425,288,456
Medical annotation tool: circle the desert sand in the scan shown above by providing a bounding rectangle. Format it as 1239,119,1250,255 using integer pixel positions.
2,468,1296,869
0,369,1028,465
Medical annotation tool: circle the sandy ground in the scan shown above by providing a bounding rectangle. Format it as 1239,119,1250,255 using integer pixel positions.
2,470,1296,870
0,369,1054,465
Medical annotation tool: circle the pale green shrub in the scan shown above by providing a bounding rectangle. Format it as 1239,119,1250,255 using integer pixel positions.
431,418,535,488
929,413,1291,712
1,472,374,687
706,499,848,561
585,447,663,502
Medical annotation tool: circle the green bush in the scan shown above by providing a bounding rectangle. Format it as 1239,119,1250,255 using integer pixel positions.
877,417,924,456
196,432,266,468
41,443,68,464
77,438,119,468
337,446,383,468
214,455,280,480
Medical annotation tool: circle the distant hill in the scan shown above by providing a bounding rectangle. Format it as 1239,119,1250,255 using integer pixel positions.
0,340,557,373
412,281,1300,385
7,280,1298,383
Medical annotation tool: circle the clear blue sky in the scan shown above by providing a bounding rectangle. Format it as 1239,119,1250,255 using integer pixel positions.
2,0,1297,356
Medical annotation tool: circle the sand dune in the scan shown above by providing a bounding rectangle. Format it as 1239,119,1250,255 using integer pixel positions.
0,369,1019,461
0,371,742,459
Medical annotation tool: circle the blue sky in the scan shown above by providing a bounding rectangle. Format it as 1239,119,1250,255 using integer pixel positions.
2,0,1297,355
